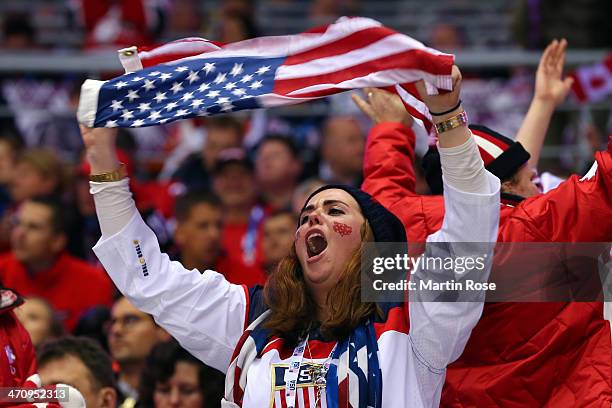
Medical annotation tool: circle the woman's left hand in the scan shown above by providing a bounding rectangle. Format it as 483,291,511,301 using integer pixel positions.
414,65,462,116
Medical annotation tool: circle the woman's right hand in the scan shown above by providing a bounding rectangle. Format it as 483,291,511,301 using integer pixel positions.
79,125,121,175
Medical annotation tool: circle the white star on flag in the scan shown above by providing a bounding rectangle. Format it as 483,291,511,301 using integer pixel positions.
198,83,210,92
224,82,237,90
132,76,144,82
232,88,246,96
213,73,227,84
114,81,129,89
175,66,189,72
132,119,145,127
190,99,204,109
148,110,162,121
170,82,184,94
174,109,189,117
142,79,156,91
110,100,123,111
159,73,172,82
187,70,200,84
202,63,216,74
121,110,134,120
240,74,253,83
230,63,244,76
138,103,151,112
249,80,263,90
148,71,161,77
126,90,140,102
165,101,178,111
221,102,234,112
206,90,221,98
181,92,194,102
153,92,167,103
255,66,271,75
105,120,118,127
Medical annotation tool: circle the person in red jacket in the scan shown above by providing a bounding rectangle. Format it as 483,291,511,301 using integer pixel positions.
0,285,87,407
0,196,114,332
0,286,36,389
354,78,612,406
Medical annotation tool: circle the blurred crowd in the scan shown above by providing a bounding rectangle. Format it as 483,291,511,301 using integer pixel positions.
0,0,610,407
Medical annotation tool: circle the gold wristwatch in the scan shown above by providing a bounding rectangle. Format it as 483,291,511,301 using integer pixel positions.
89,163,127,182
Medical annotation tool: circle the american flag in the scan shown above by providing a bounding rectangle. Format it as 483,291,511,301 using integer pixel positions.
77,17,453,129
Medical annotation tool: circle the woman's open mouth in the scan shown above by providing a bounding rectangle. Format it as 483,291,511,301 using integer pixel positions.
305,230,328,262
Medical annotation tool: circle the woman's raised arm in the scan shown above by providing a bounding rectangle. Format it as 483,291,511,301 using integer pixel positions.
408,67,501,370
82,125,248,373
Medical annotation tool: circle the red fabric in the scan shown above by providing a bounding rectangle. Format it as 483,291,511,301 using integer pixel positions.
0,253,114,332
220,224,267,287
0,293,36,391
362,122,612,407
80,0,155,49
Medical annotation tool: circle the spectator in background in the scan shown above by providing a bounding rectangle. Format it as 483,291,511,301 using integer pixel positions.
107,296,171,405
218,11,258,43
172,117,244,192
262,210,297,275
14,297,63,349
429,22,465,52
173,191,223,273
10,149,65,203
1,13,37,50
291,177,325,215
138,339,225,408
212,149,267,286
38,336,118,408
320,116,365,187
0,196,113,331
255,135,303,210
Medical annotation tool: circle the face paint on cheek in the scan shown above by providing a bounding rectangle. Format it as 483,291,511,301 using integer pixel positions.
333,222,353,237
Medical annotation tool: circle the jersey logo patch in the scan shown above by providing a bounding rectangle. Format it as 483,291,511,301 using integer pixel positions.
133,239,149,277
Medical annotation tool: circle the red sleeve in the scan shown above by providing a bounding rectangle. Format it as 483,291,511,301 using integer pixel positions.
361,122,418,210
516,135,612,242
14,314,37,381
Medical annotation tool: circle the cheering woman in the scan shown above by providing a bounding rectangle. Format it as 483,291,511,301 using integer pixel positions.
84,65,500,408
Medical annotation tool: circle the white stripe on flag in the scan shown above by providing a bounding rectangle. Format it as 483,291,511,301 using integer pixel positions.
348,369,360,408
285,68,438,96
395,84,432,122
275,34,414,80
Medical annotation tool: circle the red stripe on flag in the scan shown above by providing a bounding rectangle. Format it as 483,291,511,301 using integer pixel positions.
284,26,396,66
274,49,453,95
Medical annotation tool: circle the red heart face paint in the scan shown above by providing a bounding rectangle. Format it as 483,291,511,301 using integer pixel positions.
333,222,352,237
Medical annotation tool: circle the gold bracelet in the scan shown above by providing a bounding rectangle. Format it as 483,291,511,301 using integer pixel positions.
434,110,468,134
89,163,127,182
